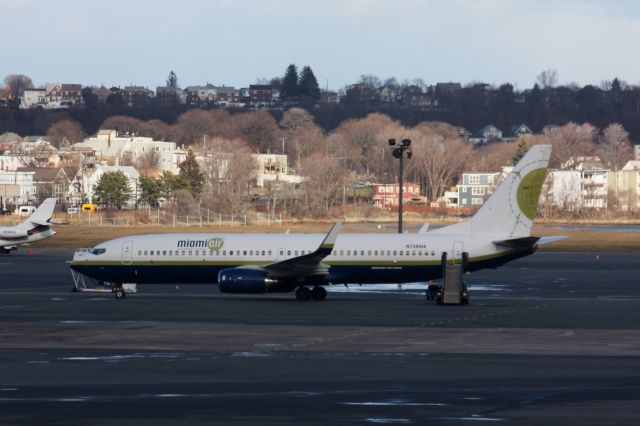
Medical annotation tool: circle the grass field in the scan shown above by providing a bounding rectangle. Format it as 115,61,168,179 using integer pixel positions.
23,221,640,252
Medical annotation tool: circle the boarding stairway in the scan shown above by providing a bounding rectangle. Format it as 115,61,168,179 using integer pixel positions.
437,251,469,305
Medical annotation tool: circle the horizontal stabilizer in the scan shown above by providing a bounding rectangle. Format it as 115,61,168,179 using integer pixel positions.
493,236,540,248
538,236,568,245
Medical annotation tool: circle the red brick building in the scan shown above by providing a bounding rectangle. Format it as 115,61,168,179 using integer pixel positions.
372,183,421,207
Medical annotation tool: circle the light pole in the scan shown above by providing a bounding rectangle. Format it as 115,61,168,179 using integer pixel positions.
389,138,412,233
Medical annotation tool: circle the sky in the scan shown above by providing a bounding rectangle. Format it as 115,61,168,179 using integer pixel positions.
1,0,639,91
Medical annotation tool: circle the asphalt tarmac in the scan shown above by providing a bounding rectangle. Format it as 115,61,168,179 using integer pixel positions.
1,249,640,425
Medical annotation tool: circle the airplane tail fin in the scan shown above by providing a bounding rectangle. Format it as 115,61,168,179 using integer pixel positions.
433,144,552,237
20,198,58,228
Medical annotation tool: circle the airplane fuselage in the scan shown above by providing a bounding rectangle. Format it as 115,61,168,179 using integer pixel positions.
70,232,535,285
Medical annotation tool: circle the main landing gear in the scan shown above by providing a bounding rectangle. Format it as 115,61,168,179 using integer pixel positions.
113,284,126,299
295,286,327,301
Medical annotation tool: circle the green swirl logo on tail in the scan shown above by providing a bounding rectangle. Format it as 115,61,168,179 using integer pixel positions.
516,168,547,220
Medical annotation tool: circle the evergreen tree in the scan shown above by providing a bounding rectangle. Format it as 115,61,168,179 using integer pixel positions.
512,139,529,165
179,149,206,197
93,171,133,210
166,71,178,88
281,64,299,100
139,175,163,207
298,65,321,102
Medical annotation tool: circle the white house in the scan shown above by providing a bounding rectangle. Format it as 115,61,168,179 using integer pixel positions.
73,130,176,171
252,153,303,187
543,169,609,211
0,170,35,204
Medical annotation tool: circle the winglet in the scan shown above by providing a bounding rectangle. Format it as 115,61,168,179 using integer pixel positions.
417,224,430,233
320,221,341,250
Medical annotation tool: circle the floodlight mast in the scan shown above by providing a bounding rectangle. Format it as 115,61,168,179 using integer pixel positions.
389,138,412,233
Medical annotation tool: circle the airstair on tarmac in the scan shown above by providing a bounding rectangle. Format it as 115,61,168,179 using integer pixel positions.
437,250,469,305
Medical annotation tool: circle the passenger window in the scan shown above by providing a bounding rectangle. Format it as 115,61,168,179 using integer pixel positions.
150,250,154,255
249,250,253,256
339,250,343,256
412,251,416,256
223,251,226,255
431,250,435,256
230,251,234,255
268,250,272,256
295,250,298,256
361,250,365,256
163,250,167,256
287,250,291,256
393,250,397,256
138,250,141,255
280,250,284,256
189,251,193,256
169,250,173,255
387,250,391,256
261,250,265,256
243,250,247,256
398,250,402,256
374,250,378,256
418,251,422,256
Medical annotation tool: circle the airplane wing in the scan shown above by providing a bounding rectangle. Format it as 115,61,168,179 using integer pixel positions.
538,236,569,245
417,224,430,233
262,222,341,277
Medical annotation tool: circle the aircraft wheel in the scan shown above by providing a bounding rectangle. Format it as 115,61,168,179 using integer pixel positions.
311,286,327,301
70,287,78,293
114,288,126,299
295,286,311,301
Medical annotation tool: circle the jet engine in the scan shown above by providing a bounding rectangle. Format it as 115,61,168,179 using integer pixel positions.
0,229,28,239
218,268,295,293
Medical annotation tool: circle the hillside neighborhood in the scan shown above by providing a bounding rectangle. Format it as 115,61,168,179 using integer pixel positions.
1,125,639,218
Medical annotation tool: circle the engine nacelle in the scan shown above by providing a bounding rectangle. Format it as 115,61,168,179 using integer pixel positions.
0,229,28,239
218,268,295,294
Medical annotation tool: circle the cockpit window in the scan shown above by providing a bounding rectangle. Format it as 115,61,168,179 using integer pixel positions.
92,248,106,255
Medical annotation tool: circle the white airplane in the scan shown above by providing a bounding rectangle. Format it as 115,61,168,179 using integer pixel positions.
1,198,59,254
71,145,559,300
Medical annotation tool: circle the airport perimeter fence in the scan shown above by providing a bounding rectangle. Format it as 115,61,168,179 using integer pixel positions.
65,208,286,228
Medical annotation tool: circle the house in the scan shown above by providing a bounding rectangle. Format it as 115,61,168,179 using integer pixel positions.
70,164,140,207
215,86,240,106
608,168,640,211
121,86,154,107
561,156,605,170
60,84,83,107
252,153,303,187
457,172,501,207
72,130,177,171
478,125,503,143
185,84,217,105
16,167,72,204
20,88,47,109
93,85,111,103
7,137,60,168
543,168,609,211
0,170,35,204
372,183,421,208
320,91,341,104
435,82,462,95
249,85,278,107
402,85,430,109
509,124,533,139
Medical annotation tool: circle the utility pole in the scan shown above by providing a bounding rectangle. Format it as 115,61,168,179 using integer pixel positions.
388,139,412,233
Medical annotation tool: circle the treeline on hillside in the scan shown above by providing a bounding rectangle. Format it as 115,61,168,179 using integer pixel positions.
16,108,630,218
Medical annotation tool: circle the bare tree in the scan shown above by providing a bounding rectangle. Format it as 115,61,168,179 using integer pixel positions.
536,69,558,89
599,123,633,170
279,108,324,167
100,115,143,135
4,74,33,99
136,149,160,173
544,122,598,168
406,123,472,201
297,153,348,218
47,119,86,144
198,137,254,215
231,110,278,152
